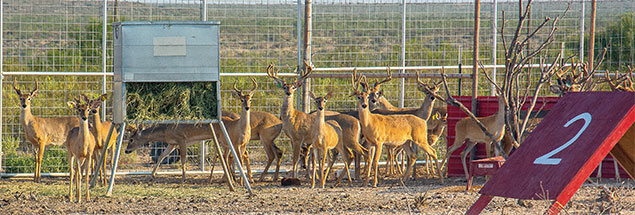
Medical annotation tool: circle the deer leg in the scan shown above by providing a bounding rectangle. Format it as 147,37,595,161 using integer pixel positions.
385,147,393,176
325,149,338,183
291,138,302,178
402,144,417,182
363,144,376,187
335,147,354,186
311,147,317,189
417,140,444,183
76,158,82,203
303,143,313,180
411,142,419,179
460,141,477,181
354,151,361,180
85,155,91,201
241,145,253,183
320,146,329,188
273,145,283,181
372,143,384,188
259,140,275,182
68,155,75,202
442,134,467,176
179,144,188,182
36,144,45,182
151,144,176,179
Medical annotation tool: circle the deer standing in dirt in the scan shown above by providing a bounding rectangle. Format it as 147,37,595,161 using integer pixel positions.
351,72,442,187
13,79,80,182
441,93,507,180
221,110,283,181
65,96,97,202
308,92,349,188
85,94,119,186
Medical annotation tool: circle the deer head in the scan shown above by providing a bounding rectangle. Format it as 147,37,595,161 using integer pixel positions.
67,95,91,122
367,68,392,106
267,60,313,96
309,91,333,111
13,78,39,109
415,72,442,99
88,93,109,114
231,78,258,111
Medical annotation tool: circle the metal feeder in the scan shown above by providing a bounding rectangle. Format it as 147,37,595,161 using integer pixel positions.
94,21,252,195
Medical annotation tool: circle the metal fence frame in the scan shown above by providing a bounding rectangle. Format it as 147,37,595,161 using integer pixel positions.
1,0,631,177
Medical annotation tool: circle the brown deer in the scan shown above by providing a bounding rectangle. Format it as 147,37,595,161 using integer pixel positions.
85,94,119,186
441,93,507,180
221,110,283,181
13,78,80,182
308,91,348,188
351,71,442,187
267,61,316,178
65,96,97,202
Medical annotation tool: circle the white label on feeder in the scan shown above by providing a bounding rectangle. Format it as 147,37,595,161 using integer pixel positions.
478,164,494,169
153,37,186,56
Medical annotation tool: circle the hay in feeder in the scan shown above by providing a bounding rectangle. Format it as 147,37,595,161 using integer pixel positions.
125,82,218,121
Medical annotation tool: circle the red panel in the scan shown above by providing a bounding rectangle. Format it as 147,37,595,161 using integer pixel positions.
446,96,559,177
479,92,635,200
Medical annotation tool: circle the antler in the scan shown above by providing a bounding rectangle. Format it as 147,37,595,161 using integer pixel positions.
12,77,21,95
373,67,392,90
31,80,39,95
266,62,284,87
351,68,362,94
232,80,242,96
295,60,313,87
248,78,258,95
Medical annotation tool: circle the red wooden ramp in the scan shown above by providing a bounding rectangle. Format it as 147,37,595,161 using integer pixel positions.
466,92,635,215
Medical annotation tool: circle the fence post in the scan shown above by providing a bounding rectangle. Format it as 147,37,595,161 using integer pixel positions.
101,0,108,121
579,0,585,62
491,0,497,96
301,0,312,113
399,0,406,108
472,0,480,113
199,0,208,172
0,0,4,175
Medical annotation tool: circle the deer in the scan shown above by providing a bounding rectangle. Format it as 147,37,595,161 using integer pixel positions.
84,94,119,186
64,96,97,202
308,91,351,188
440,92,507,181
268,62,368,180
266,61,317,178
351,71,442,187
13,78,80,182
221,110,283,181
125,79,258,182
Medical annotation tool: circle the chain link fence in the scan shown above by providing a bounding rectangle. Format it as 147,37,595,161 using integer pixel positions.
1,0,634,177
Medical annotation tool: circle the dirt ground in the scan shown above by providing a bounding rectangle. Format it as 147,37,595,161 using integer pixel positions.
1,170,634,215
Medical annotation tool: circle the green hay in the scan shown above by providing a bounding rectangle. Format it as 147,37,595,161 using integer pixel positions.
125,82,217,121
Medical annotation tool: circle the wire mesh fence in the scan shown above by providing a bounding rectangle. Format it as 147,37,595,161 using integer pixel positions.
1,0,634,177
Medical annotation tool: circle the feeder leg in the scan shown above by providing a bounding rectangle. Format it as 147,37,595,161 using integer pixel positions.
219,121,253,195
465,194,492,215
90,123,115,188
209,123,235,191
106,122,126,196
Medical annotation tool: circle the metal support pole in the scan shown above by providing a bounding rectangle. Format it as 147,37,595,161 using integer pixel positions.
201,0,207,21
588,0,596,69
90,123,115,188
101,0,108,120
106,122,126,196
199,1,208,172
399,0,406,108
218,121,253,195
579,0,585,62
472,0,480,113
0,0,4,175
301,0,312,113
209,123,235,191
458,45,462,96
491,0,497,96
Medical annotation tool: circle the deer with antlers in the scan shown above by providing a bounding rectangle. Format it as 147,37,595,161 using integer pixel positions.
351,71,442,187
13,79,81,182
64,96,97,202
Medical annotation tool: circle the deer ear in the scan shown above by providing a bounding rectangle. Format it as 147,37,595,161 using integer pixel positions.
309,91,316,100
325,91,333,100
378,89,384,97
231,91,240,99
549,85,563,95
67,101,76,109
99,93,108,101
